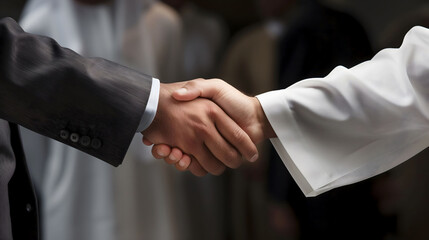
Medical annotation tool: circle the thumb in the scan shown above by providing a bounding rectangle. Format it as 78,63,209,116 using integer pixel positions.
172,79,223,101
172,86,200,101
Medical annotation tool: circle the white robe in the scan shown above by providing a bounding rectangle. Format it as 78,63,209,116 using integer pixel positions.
257,26,429,197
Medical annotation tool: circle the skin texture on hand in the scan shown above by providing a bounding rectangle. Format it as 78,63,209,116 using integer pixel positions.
142,82,259,176
173,79,276,143
148,79,276,174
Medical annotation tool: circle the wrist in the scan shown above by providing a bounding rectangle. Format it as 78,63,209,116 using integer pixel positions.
143,83,169,134
253,97,276,140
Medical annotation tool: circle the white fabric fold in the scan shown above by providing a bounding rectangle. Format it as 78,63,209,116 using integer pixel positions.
257,26,429,196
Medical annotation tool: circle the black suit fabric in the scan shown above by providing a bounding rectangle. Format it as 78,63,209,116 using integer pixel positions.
0,17,153,240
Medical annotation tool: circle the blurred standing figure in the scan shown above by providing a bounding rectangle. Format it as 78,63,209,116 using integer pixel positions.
219,0,299,239
161,1,229,240
162,0,227,79
221,0,295,94
19,0,187,240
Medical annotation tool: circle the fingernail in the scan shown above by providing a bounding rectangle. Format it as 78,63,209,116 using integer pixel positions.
157,149,167,157
176,88,187,95
249,154,258,163
179,160,186,167
169,155,177,161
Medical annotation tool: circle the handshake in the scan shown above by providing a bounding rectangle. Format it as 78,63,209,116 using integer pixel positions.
142,78,277,176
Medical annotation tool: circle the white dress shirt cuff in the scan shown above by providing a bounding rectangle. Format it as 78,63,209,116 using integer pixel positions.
137,78,160,132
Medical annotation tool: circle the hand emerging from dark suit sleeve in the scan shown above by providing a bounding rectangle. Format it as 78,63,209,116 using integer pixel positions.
142,81,260,176
0,17,258,173
146,79,276,175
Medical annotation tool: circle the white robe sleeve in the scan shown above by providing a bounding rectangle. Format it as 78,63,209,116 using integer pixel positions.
256,26,429,197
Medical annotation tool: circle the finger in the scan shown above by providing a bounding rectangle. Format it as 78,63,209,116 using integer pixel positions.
193,142,227,175
203,119,244,169
188,156,208,177
151,144,172,159
213,109,259,163
142,137,153,146
164,147,183,165
170,148,183,162
175,154,191,171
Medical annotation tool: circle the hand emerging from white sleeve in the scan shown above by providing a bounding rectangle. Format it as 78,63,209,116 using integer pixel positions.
141,80,267,176
143,79,276,176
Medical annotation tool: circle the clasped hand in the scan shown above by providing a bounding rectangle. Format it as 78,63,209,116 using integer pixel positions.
141,79,276,176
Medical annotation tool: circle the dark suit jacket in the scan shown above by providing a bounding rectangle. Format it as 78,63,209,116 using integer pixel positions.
0,17,153,240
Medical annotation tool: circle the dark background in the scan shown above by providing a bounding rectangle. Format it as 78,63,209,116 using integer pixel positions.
2,0,429,49
2,1,429,240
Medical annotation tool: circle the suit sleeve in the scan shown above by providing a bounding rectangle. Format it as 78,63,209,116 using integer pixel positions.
0,17,153,167
257,26,429,196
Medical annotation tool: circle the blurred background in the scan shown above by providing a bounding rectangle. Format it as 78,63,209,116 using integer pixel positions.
2,0,429,240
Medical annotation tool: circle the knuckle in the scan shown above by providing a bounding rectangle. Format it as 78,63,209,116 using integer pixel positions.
196,123,210,137
192,119,211,137
188,78,204,88
187,81,196,88
224,150,241,169
212,78,225,85
207,104,219,119
232,127,246,142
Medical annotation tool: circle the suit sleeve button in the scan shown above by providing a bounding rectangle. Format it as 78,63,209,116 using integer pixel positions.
26,203,32,212
70,133,80,143
80,136,91,147
91,138,102,149
60,130,70,140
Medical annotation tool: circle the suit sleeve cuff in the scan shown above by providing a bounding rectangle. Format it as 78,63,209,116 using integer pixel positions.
136,78,160,132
